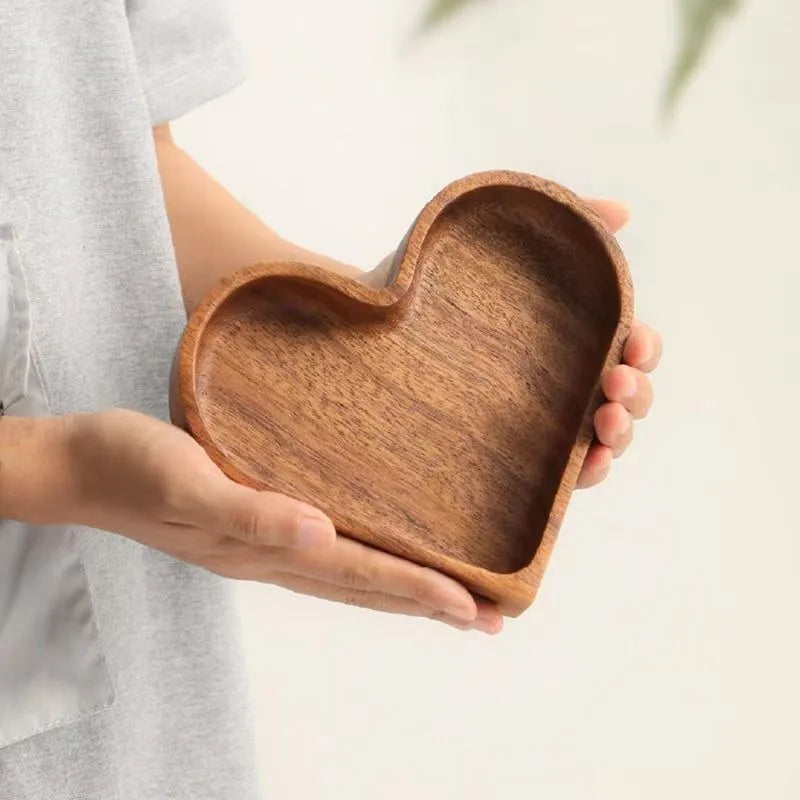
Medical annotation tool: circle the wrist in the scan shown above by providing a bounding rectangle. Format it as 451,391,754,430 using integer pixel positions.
0,414,79,525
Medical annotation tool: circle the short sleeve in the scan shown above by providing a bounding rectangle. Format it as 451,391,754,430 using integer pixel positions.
126,0,249,126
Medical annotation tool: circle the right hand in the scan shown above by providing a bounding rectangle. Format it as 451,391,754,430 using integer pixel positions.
13,409,502,634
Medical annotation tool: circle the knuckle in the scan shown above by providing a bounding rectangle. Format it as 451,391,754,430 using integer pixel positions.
159,480,202,519
163,526,224,567
409,584,430,607
204,545,266,583
341,590,365,608
432,611,471,630
201,551,238,578
613,401,630,424
229,507,265,543
614,363,630,380
197,535,238,572
368,593,393,613
409,570,439,606
337,562,374,590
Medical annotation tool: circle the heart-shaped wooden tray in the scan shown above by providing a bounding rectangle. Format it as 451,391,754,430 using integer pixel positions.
171,171,633,616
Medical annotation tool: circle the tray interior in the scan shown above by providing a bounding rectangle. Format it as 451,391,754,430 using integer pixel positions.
192,185,622,574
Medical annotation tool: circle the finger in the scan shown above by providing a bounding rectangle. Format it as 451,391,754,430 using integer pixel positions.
440,599,504,634
208,536,502,632
273,537,478,622
473,598,504,635
594,402,633,457
577,443,613,489
623,321,663,373
216,483,336,549
268,572,499,633
602,365,654,420
585,198,630,234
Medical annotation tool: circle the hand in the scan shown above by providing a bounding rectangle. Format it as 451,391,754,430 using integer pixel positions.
576,200,663,489
44,410,502,634
364,199,662,492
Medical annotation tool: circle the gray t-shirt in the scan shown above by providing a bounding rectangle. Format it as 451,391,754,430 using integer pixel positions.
0,2,260,798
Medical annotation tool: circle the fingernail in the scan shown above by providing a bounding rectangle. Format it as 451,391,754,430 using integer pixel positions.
474,609,504,635
474,618,503,635
297,516,336,548
486,617,504,635
445,603,477,622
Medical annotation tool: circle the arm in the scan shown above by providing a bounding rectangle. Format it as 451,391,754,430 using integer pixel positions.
152,124,389,314
0,416,74,524
1,406,487,631
155,123,662,489
0,126,490,635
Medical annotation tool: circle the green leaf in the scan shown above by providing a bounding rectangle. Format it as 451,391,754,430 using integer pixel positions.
663,0,742,117
420,0,480,30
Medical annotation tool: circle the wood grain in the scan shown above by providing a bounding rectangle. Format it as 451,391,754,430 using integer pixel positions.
171,171,634,616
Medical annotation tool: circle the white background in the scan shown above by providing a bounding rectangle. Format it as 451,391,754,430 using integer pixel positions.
174,1,800,797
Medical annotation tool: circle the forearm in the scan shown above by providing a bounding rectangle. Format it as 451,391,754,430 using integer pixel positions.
0,416,75,524
3,130,374,524
153,125,384,313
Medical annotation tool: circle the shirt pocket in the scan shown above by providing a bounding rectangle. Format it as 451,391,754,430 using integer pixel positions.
0,224,114,749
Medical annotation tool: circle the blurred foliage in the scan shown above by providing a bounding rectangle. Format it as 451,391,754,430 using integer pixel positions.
420,0,480,29
420,0,743,117
663,0,741,116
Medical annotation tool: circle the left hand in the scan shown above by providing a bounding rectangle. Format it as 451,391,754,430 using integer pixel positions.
366,199,661,492
356,196,660,634
576,199,663,489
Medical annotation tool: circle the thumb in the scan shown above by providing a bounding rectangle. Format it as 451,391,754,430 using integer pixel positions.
585,198,630,234
216,482,336,549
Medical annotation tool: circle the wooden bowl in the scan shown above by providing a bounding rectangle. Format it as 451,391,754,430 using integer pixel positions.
171,171,633,616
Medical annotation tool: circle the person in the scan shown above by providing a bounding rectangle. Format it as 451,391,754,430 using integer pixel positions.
0,1,662,798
